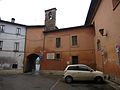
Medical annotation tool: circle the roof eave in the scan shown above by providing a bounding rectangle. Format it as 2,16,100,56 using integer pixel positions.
0,20,26,26
43,25,94,33
85,0,101,25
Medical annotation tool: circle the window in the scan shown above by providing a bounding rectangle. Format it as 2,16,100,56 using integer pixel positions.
0,41,3,50
56,38,61,48
55,53,61,60
72,56,78,64
72,36,77,46
97,39,101,50
112,0,120,10
12,64,18,69
16,28,21,35
47,53,55,59
0,25,5,32
79,66,91,71
14,42,19,52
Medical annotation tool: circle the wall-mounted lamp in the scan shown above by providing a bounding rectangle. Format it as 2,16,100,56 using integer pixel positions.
99,29,107,36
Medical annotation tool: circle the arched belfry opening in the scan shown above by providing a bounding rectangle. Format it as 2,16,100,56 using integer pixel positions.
26,54,41,72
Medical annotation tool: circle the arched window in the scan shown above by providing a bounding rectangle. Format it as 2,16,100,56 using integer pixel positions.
48,12,52,20
97,39,101,50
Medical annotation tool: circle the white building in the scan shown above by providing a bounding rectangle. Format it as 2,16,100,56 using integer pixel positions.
0,18,26,69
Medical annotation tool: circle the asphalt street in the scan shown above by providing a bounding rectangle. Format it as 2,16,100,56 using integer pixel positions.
0,73,117,90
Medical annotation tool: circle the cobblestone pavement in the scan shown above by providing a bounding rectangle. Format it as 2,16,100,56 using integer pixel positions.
0,73,118,90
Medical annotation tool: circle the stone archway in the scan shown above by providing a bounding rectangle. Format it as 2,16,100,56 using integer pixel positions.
26,54,41,72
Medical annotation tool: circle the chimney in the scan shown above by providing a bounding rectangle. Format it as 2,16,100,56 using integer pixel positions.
11,18,15,23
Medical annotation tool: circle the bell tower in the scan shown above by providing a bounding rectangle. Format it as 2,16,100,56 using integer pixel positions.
45,8,57,31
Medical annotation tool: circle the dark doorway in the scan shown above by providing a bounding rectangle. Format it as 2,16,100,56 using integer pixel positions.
72,56,78,64
26,54,41,72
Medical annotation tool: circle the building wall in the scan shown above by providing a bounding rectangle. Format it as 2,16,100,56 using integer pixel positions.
41,26,95,70
92,0,120,78
25,27,44,54
0,21,26,69
23,26,44,72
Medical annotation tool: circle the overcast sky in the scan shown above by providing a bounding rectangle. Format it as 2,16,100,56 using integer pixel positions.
0,0,91,28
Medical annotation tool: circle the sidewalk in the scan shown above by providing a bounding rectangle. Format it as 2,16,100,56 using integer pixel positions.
0,69,23,75
106,80,120,90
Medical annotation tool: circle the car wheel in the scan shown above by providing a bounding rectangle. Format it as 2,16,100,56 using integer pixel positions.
94,76,103,83
65,76,73,83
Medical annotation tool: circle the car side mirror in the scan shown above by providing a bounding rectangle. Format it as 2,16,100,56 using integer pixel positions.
90,69,93,72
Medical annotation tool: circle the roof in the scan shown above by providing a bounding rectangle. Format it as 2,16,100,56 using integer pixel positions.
0,19,26,26
85,0,101,25
43,25,93,33
45,8,57,12
27,25,45,28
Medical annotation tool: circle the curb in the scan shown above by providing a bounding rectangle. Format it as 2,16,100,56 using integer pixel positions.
106,80,120,90
0,69,23,75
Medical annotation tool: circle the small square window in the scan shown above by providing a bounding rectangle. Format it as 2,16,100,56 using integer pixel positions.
55,53,61,60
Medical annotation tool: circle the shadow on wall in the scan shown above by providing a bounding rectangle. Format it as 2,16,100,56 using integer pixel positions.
0,57,17,69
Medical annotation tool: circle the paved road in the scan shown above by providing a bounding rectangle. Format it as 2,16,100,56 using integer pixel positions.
0,74,116,90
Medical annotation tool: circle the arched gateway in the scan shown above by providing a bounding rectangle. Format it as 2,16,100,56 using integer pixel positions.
24,54,41,73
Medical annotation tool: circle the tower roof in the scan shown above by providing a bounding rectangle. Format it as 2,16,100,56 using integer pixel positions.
45,8,57,12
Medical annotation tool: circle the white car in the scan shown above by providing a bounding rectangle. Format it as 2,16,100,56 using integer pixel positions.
63,64,105,83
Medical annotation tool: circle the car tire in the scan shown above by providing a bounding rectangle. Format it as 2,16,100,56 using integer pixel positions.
94,76,103,83
65,76,73,83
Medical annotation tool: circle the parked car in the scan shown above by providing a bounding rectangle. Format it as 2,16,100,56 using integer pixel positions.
63,64,105,83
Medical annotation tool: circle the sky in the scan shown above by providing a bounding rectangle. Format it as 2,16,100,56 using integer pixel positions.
0,0,91,28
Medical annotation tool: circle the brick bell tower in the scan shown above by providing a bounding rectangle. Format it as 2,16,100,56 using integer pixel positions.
45,8,57,31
